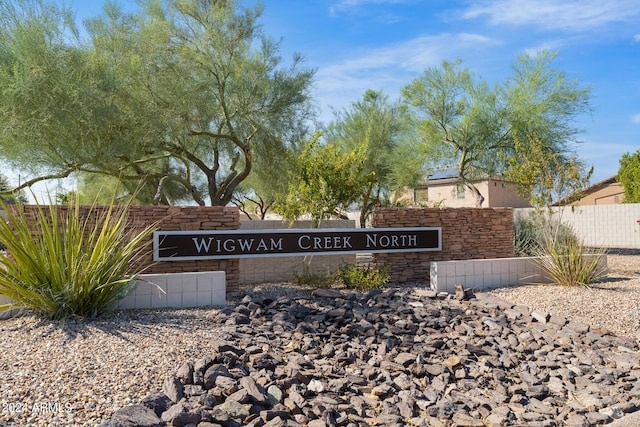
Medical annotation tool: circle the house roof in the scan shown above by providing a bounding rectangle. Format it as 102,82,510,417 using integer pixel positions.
427,168,459,181
426,167,503,183
553,175,620,206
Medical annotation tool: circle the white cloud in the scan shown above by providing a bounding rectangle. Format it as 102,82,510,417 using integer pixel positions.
329,0,413,16
463,0,640,32
631,114,640,124
634,34,640,42
313,33,500,123
522,39,567,57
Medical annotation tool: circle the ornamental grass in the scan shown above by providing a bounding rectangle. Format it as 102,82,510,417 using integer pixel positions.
0,196,157,319
533,227,607,287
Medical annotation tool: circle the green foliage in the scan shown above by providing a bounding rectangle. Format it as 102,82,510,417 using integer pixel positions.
0,174,27,205
513,214,576,257
333,263,390,290
290,262,390,290
533,232,606,287
324,89,420,226
401,51,592,207
0,195,158,319
290,267,333,288
513,216,543,257
0,0,315,206
504,133,593,207
515,212,606,286
618,149,640,203
275,133,373,227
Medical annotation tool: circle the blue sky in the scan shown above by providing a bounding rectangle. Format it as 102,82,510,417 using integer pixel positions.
29,0,640,192
250,0,640,183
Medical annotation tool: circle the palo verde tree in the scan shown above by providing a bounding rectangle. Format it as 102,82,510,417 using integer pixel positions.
0,0,315,205
503,133,593,207
324,89,422,227
231,142,292,219
618,149,640,203
0,174,26,205
401,51,592,207
274,133,372,228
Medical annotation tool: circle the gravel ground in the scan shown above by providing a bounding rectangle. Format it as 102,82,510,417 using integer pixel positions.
0,254,639,426
485,254,640,343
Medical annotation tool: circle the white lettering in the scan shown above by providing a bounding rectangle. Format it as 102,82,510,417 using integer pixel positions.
270,238,283,251
238,239,254,251
298,235,311,249
366,234,377,248
365,233,418,249
343,236,352,248
223,239,235,252
256,239,268,251
192,237,214,253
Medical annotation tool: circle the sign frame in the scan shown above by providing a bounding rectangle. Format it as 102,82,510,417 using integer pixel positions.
153,227,441,261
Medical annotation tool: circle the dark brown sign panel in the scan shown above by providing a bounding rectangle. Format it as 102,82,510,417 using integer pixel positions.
153,227,441,261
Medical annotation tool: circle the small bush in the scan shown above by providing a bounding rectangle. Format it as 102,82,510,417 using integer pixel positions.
515,212,606,286
0,196,158,319
534,236,606,287
290,266,333,288
333,263,390,290
514,214,577,257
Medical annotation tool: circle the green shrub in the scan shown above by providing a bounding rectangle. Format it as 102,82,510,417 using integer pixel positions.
0,196,157,319
533,233,606,287
333,263,390,290
290,267,333,288
514,215,541,257
513,214,576,257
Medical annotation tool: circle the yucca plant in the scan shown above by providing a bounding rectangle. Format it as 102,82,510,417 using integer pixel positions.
0,195,158,319
533,226,606,287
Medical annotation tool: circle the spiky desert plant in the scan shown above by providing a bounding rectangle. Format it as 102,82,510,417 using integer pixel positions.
533,226,606,287
0,196,157,319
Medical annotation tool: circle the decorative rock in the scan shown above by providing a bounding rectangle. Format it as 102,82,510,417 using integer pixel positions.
307,379,326,394
108,405,162,427
176,362,194,384
99,287,640,427
162,376,183,403
239,376,269,404
215,400,251,418
267,385,284,405
531,310,549,323
160,402,200,426
140,392,173,417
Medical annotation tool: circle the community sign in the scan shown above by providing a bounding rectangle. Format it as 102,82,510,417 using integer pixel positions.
154,227,441,261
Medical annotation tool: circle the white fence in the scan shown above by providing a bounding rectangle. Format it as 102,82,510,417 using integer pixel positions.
514,204,640,249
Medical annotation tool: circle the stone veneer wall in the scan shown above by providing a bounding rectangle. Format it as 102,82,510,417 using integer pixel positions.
10,205,241,293
372,208,514,283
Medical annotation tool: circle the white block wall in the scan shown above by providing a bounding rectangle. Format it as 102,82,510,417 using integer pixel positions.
430,255,607,294
239,219,356,284
117,271,226,310
0,295,24,319
0,271,226,318
515,204,640,249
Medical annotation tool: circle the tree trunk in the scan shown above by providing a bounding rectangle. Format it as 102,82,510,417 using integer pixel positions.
460,175,485,208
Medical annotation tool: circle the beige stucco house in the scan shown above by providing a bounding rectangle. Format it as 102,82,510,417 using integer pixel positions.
410,168,531,208
554,175,624,206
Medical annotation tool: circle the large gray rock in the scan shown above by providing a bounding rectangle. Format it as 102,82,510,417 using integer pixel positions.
109,405,161,427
